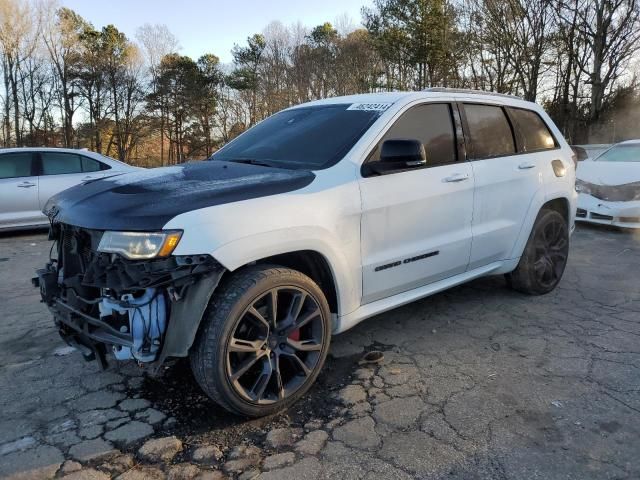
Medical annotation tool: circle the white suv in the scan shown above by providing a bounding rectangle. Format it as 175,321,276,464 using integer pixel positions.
35,89,577,417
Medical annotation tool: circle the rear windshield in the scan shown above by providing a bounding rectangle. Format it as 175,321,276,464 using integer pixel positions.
596,144,640,163
212,104,385,170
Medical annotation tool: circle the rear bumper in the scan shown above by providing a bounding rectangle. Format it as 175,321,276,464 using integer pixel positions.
576,194,640,229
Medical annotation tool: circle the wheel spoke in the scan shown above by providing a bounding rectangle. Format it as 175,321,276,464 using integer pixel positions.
268,289,278,328
294,307,320,331
288,291,307,322
274,355,285,400
282,351,312,377
533,258,546,275
246,306,270,331
287,338,322,352
229,337,264,353
249,360,273,400
230,352,265,381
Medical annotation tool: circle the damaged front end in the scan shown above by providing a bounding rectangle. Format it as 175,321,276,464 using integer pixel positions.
33,223,224,369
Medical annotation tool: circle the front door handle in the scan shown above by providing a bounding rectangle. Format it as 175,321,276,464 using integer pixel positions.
518,162,536,170
17,181,36,188
443,173,470,183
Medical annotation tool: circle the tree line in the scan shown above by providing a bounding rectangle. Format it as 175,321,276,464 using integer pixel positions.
1,0,639,166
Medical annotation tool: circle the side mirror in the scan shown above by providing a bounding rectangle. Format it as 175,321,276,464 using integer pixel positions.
367,139,427,175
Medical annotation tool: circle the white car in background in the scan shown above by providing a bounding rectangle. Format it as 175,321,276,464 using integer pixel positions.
0,148,139,231
576,140,640,228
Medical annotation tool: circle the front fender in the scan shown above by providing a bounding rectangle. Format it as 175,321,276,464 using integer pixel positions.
210,227,361,317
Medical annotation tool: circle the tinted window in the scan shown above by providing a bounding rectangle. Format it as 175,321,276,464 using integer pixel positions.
596,144,640,163
41,152,83,175
464,104,515,158
212,104,383,169
81,156,103,172
368,103,456,166
0,152,33,179
508,108,556,151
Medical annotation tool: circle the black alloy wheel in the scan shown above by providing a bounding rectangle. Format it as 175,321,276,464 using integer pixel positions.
530,214,569,290
190,266,331,417
226,286,326,404
507,208,569,295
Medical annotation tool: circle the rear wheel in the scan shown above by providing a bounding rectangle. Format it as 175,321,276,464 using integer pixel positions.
190,265,331,417
506,209,569,295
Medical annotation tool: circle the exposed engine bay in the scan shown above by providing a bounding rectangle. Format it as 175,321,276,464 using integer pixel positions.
34,223,224,368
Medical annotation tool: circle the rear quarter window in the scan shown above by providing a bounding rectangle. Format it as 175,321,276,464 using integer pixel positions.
81,156,105,172
463,104,516,159
508,108,557,152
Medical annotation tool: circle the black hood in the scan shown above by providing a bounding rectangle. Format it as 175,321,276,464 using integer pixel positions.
44,161,315,231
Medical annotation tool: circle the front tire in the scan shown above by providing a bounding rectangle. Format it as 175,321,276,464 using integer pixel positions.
506,209,569,295
190,265,331,417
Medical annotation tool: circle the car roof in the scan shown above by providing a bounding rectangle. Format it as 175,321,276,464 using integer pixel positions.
615,139,640,145
292,88,538,110
0,147,107,156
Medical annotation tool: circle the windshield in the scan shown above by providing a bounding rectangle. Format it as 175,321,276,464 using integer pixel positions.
596,144,640,163
211,104,386,169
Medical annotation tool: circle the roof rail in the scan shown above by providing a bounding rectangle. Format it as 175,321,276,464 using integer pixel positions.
422,87,523,100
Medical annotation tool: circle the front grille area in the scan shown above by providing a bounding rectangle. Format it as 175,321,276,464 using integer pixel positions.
53,224,104,315
60,225,101,281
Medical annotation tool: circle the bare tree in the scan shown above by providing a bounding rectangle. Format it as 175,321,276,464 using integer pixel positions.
0,0,40,145
136,23,179,165
575,0,640,122
42,4,86,147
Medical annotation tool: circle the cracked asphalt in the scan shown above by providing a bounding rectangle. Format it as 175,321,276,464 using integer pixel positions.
0,224,639,479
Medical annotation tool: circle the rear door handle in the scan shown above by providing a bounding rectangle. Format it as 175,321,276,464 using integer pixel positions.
443,173,470,183
518,162,536,170
18,181,36,188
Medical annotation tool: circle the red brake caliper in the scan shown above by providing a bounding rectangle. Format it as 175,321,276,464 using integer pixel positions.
288,329,300,341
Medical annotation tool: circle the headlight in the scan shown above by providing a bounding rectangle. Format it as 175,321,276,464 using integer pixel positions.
98,231,182,260
575,179,592,195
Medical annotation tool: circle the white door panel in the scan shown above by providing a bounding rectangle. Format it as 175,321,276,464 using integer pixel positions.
0,176,43,227
0,151,43,228
469,154,543,268
37,173,89,210
360,163,474,303
37,151,107,209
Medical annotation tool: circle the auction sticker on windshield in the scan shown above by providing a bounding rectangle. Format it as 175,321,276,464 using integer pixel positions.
347,103,392,112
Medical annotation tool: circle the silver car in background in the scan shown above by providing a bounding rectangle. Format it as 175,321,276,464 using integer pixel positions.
0,148,139,231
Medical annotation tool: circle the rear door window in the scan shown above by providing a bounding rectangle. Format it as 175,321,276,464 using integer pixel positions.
0,152,33,179
369,103,457,167
508,108,556,151
463,104,516,159
81,156,105,172
41,152,83,175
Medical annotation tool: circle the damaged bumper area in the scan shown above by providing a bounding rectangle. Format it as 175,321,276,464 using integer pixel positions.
33,223,224,368
576,193,640,229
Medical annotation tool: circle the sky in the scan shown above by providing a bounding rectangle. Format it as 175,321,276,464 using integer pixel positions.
61,0,369,63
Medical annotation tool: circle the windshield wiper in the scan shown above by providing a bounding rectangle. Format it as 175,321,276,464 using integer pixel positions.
225,158,277,168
